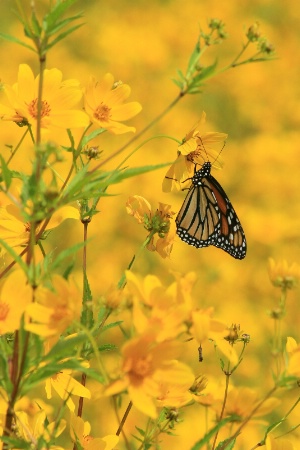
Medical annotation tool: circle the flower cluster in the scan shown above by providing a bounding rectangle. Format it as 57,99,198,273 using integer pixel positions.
0,64,142,137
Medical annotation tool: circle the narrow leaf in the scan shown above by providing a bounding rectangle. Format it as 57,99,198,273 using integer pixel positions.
46,24,84,50
0,239,28,274
0,155,12,189
215,438,236,450
0,33,35,51
190,417,234,450
45,14,84,36
43,0,79,29
82,128,106,146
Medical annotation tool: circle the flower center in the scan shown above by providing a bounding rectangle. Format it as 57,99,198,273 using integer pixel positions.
94,103,111,122
27,98,51,119
0,301,10,321
133,355,152,378
83,436,94,447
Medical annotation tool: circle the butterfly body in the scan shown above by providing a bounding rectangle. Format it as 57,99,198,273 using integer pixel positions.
176,161,247,259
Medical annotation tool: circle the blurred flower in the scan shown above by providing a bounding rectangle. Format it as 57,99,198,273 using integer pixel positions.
218,387,280,423
105,332,194,418
15,410,65,449
15,396,53,417
126,196,176,258
84,73,142,134
0,270,31,334
162,112,227,192
0,203,79,250
126,271,194,341
268,258,300,290
189,308,238,363
156,375,194,409
266,435,295,450
25,275,81,342
0,64,89,133
70,414,119,450
45,369,91,412
126,195,152,224
102,285,124,310
286,337,300,377
189,375,229,408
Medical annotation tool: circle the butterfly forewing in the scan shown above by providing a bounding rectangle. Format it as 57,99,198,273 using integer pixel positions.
175,162,247,259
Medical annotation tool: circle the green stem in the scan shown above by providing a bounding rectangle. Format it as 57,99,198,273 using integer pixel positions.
6,128,29,165
91,93,184,172
91,134,180,212
117,230,156,289
218,385,278,450
61,124,93,192
212,362,231,450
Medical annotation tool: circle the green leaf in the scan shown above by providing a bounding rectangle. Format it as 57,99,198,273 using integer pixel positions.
193,60,218,83
21,359,103,395
0,239,29,274
96,320,123,334
45,13,83,36
30,11,42,35
186,35,201,79
135,426,146,437
172,78,184,89
215,438,236,450
43,333,89,361
0,155,12,189
45,241,88,273
82,128,106,146
43,0,79,29
98,343,117,352
190,417,234,450
104,162,171,185
46,24,84,51
62,162,170,204
0,33,35,51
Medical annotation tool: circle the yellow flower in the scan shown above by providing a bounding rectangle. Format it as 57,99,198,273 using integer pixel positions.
268,258,300,289
25,275,81,341
266,435,295,450
84,73,142,134
45,369,91,412
162,111,227,192
126,195,176,258
0,270,31,334
219,387,280,423
190,375,227,407
0,64,89,132
15,410,65,449
189,307,239,363
286,337,300,377
156,376,194,409
125,271,192,341
70,414,119,450
105,332,194,418
0,203,79,250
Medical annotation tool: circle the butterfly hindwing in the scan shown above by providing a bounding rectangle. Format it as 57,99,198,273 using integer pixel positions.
175,162,247,259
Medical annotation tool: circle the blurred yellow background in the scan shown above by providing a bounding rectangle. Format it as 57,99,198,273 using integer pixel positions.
0,0,299,448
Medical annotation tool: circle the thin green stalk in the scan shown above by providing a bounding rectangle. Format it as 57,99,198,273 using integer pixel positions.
212,362,231,450
117,230,157,289
6,128,29,165
218,385,278,450
91,93,183,173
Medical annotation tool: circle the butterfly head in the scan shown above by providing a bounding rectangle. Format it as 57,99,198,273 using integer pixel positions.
192,161,212,186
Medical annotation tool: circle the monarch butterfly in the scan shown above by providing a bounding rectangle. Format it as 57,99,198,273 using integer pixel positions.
175,161,247,259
